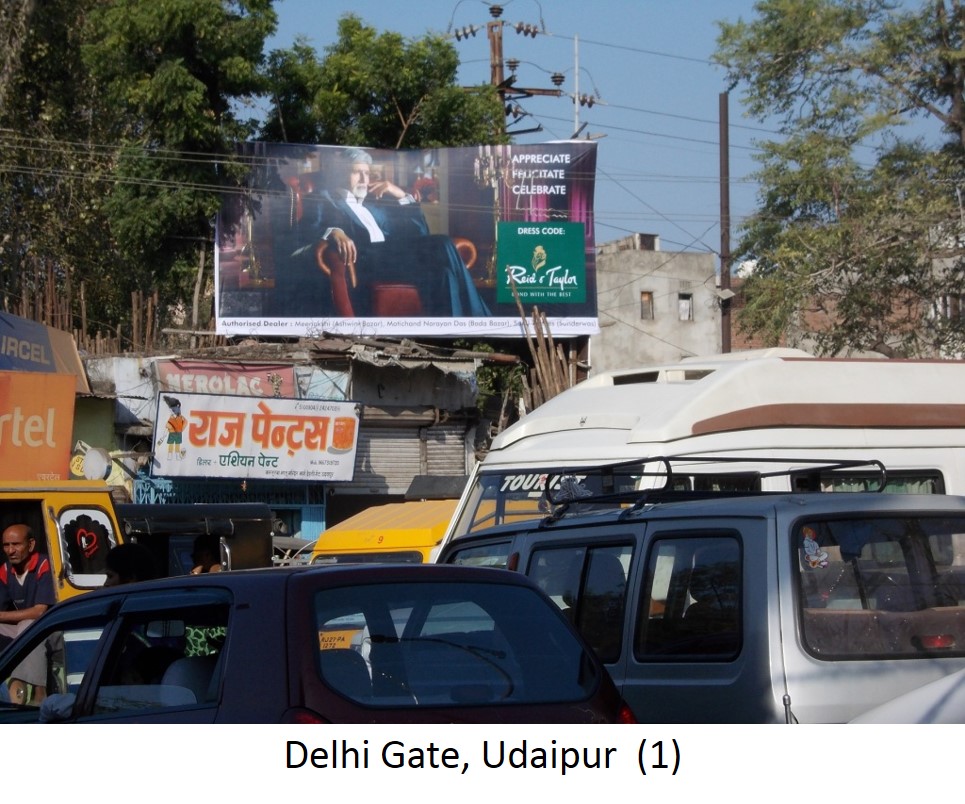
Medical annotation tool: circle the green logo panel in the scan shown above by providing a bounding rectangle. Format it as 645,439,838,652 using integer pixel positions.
496,222,586,304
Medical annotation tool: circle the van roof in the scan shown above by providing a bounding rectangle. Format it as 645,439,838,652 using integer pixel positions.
487,354,965,464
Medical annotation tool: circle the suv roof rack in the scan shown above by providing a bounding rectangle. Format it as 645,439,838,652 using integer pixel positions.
539,455,888,524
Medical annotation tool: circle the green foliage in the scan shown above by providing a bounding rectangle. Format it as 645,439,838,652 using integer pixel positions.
1,3,506,349
79,0,277,319
260,14,508,148
453,340,526,416
716,0,965,356
0,0,123,326
83,0,276,148
260,39,327,143
0,0,277,342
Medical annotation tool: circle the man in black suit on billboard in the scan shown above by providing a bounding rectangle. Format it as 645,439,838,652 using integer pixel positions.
278,147,490,319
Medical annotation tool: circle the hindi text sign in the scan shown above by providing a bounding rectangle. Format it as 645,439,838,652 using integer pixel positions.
152,393,360,481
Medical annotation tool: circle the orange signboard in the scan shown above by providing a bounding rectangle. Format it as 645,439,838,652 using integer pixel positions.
0,372,75,480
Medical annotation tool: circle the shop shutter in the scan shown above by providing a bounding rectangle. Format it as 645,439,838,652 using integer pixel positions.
336,422,468,495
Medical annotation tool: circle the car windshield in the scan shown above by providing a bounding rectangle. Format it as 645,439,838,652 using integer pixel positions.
313,581,598,707
797,514,965,659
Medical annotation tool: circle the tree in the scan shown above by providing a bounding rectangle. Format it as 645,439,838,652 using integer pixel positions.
0,0,36,112
0,5,505,348
0,0,277,343
0,0,123,329
81,0,277,330
716,0,965,357
260,14,508,148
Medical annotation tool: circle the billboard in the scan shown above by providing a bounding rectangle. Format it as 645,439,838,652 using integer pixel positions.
0,372,75,480
215,141,598,339
151,392,361,482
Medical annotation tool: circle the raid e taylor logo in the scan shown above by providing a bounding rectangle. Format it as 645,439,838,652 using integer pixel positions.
496,222,586,304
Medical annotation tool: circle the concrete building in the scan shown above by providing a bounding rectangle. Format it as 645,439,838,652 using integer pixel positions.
590,234,721,374
80,337,504,540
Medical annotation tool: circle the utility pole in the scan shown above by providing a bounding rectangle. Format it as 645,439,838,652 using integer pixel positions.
487,20,563,95
487,18,506,87
481,5,562,135
719,91,732,354
452,4,599,137
573,34,579,134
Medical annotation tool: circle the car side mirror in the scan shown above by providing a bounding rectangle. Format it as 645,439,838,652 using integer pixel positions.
39,693,76,723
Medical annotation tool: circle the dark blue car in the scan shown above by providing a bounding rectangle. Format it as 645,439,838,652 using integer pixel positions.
0,563,631,723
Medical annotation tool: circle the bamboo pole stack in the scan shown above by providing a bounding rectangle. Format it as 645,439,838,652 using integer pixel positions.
511,279,578,412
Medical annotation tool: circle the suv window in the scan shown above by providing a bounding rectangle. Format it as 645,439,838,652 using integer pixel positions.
797,514,965,659
314,581,599,707
528,544,632,663
446,541,512,569
634,535,741,661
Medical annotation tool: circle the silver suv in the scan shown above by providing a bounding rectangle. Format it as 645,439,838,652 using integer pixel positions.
439,483,965,723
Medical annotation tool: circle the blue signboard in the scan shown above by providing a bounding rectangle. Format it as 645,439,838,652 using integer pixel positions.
0,313,56,374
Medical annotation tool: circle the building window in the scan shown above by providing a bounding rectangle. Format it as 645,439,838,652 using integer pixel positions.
640,291,654,320
678,293,693,321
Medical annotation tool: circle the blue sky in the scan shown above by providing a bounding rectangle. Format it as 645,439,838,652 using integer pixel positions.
266,0,778,271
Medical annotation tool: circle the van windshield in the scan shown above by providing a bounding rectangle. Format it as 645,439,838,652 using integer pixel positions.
798,514,965,659
453,460,941,540
452,466,646,536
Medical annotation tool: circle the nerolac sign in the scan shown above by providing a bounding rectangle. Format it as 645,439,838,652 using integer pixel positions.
0,372,76,480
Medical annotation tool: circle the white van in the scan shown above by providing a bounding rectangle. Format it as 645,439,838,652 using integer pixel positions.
444,350,965,544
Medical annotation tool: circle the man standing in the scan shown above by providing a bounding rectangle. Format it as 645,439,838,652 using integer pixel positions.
0,524,56,703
